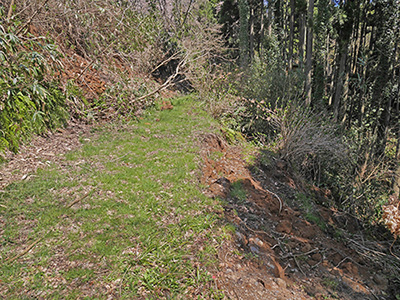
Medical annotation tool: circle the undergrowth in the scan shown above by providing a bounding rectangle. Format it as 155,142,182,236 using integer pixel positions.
0,10,67,153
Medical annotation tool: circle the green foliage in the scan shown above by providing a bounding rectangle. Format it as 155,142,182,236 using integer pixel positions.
230,181,247,203
296,193,327,231
0,15,67,152
231,47,305,143
64,80,89,119
321,277,339,290
244,46,305,106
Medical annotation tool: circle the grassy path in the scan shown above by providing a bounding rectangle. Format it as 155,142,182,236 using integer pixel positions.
0,96,227,299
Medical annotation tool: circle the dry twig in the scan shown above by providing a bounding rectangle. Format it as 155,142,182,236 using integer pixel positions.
264,187,283,214
5,238,43,263
129,53,189,104
7,0,15,23
66,191,93,208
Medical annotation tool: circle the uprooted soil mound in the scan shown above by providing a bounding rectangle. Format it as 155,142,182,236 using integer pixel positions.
200,133,400,300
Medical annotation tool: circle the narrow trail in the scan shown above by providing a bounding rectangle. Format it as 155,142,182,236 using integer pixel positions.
0,97,224,298
0,97,398,299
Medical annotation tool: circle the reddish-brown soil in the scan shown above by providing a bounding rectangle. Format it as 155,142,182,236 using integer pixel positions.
200,133,400,300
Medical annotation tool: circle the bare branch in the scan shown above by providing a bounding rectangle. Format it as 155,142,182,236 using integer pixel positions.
16,0,50,36
7,0,15,23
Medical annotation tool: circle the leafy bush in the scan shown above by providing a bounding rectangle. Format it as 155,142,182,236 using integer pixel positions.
230,46,305,142
241,40,305,107
0,13,67,152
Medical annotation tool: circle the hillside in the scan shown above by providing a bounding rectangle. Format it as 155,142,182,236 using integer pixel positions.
1,0,400,299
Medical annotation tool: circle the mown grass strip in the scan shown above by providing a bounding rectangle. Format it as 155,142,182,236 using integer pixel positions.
0,96,229,299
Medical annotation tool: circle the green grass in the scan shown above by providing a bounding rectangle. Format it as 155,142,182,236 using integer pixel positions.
230,180,247,203
0,96,228,299
295,192,327,231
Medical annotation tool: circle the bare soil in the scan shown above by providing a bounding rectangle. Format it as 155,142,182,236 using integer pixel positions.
200,133,400,300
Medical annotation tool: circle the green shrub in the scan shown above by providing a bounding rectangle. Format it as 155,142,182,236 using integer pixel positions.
0,13,67,152
230,47,305,142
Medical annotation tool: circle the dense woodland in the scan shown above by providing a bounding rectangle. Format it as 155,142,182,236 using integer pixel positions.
217,0,400,231
0,0,399,234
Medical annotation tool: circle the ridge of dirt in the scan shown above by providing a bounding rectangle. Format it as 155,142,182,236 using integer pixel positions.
201,133,399,300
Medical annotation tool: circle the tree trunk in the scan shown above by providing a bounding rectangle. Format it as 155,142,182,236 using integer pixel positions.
283,2,288,65
328,40,338,107
268,0,273,36
298,12,305,66
259,0,265,52
341,41,352,124
325,33,332,98
239,0,250,69
288,0,295,69
250,4,255,61
305,0,314,105
393,86,400,198
333,43,348,120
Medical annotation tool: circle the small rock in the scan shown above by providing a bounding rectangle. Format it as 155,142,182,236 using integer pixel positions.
301,243,312,253
276,219,292,234
274,278,287,289
255,237,264,247
312,253,322,261
250,245,260,254
342,276,368,293
236,231,248,245
307,259,318,266
342,262,358,276
331,267,344,277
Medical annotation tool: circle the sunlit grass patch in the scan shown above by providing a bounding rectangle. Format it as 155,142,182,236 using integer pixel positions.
0,96,226,299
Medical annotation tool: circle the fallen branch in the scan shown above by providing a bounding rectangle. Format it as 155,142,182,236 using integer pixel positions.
264,187,283,214
5,238,43,263
390,238,400,261
148,51,182,77
281,247,319,259
287,244,306,276
129,53,188,104
335,256,350,268
66,191,93,208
